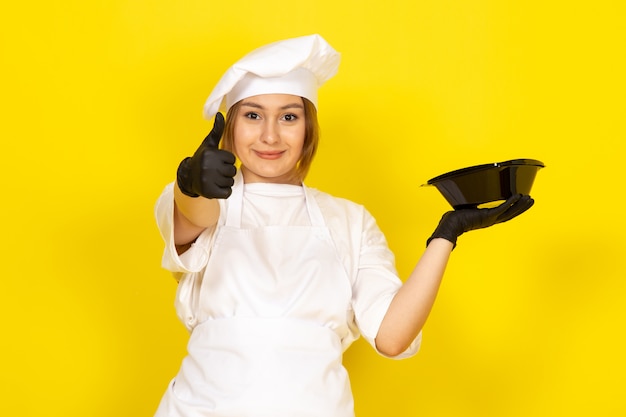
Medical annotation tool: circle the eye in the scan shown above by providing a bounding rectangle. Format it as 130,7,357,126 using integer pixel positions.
282,113,298,122
244,112,261,120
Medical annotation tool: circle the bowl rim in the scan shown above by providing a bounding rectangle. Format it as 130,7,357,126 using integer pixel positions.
426,158,545,185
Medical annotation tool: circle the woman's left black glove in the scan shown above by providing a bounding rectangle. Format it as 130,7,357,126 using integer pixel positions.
427,194,535,248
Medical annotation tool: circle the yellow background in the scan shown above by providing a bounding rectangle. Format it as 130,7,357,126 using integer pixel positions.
2,1,625,416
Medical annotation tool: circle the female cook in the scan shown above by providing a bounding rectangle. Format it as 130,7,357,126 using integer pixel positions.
153,34,534,417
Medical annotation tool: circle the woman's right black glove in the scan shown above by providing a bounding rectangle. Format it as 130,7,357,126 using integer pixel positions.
176,112,237,199
427,194,535,248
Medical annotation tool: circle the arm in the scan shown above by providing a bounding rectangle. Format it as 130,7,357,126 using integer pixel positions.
375,238,452,357
375,194,535,356
173,183,220,249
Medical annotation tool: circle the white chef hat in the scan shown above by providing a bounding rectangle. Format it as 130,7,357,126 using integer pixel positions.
202,34,340,120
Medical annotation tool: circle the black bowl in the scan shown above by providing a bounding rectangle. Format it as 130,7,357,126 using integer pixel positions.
425,159,545,209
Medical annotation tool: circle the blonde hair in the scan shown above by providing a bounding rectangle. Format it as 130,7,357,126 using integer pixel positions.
221,97,320,183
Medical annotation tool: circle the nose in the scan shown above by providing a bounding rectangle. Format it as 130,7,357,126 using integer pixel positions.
261,121,280,144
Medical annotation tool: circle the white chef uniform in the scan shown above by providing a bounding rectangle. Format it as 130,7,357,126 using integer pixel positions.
153,173,420,416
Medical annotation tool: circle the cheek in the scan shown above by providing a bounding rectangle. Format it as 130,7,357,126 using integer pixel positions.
292,127,306,152
232,126,249,153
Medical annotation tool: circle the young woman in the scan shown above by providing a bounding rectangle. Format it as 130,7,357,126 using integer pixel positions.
154,34,533,417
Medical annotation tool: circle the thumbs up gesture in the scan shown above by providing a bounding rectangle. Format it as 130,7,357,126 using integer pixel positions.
176,113,237,199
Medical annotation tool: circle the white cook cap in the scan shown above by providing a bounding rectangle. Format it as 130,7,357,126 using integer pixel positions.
202,34,340,120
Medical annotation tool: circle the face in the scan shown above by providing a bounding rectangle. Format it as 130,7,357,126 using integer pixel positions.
233,94,306,185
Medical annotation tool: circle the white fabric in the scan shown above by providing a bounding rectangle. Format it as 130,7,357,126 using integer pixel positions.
202,34,340,119
225,68,317,111
153,173,421,416
155,174,421,355
238,181,311,227
155,176,354,416
158,319,352,417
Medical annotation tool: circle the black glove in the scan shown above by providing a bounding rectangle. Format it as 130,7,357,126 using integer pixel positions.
176,112,237,199
427,194,535,248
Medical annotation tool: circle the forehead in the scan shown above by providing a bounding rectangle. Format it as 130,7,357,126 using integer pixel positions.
239,94,304,109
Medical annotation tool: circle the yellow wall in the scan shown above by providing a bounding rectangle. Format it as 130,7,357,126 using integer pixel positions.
2,1,625,415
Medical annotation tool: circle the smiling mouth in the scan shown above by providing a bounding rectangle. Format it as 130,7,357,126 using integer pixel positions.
254,150,285,160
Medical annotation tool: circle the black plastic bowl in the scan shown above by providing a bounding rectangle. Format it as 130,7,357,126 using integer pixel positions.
425,159,545,209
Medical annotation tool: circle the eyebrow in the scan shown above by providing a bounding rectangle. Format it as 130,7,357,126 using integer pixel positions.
240,101,305,111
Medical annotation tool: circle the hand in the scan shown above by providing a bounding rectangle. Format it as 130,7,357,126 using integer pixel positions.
427,194,535,248
176,113,237,199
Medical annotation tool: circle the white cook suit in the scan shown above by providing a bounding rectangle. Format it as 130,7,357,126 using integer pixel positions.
154,172,420,417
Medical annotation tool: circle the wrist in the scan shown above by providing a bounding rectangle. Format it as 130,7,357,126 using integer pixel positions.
176,157,199,198
427,212,461,249
426,234,457,249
